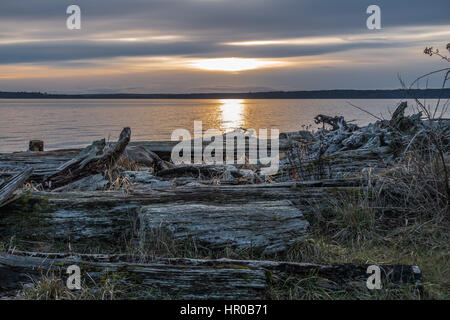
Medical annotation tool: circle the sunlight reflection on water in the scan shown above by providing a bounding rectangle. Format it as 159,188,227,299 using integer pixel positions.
219,99,245,132
0,98,446,152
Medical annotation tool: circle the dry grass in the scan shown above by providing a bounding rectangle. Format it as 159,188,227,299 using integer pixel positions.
281,150,449,300
19,270,121,300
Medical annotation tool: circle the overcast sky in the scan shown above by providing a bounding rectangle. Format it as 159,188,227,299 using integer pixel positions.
0,0,449,93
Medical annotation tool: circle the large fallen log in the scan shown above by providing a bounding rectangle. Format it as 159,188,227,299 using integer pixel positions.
0,168,33,208
0,150,78,181
43,127,131,189
0,194,309,254
0,180,370,254
141,200,309,255
3,179,364,210
0,251,422,299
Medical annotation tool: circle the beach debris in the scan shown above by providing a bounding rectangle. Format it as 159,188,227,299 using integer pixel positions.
156,164,259,184
0,251,422,299
56,139,106,172
141,200,309,255
1,183,329,251
28,140,44,152
0,167,33,208
277,101,441,181
123,170,156,184
280,130,316,142
43,127,131,189
52,174,109,192
388,101,423,133
314,114,359,132
124,144,173,171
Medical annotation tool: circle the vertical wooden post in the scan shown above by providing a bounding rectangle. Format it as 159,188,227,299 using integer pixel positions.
29,140,44,152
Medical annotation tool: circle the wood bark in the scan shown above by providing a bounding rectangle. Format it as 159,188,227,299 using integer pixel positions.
0,167,33,208
0,251,422,299
43,128,131,189
0,192,310,254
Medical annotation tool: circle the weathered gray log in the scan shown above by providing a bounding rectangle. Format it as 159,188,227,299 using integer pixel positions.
1,179,363,212
314,114,358,131
0,181,370,253
0,251,422,299
141,200,309,255
0,149,79,181
0,135,291,184
278,147,393,181
2,179,363,209
0,193,309,254
43,128,131,189
124,144,173,171
0,168,33,208
0,253,266,299
155,164,256,181
56,139,106,172
389,101,423,133
52,174,110,192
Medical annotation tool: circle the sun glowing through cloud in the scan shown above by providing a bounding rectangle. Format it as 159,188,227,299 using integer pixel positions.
188,58,284,72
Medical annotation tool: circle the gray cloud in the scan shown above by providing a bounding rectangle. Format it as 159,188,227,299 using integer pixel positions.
0,0,449,92
0,40,220,64
0,38,418,64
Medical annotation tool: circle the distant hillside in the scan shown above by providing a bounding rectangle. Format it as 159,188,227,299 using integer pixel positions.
1,89,450,99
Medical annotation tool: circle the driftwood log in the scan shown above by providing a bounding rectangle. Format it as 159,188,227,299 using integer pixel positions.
124,145,173,172
0,149,80,181
43,128,131,189
0,188,310,254
141,200,309,255
0,168,33,208
0,136,288,179
0,251,422,299
314,114,358,131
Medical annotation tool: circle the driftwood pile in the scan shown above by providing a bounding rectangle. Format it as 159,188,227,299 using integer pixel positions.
0,102,437,298
279,102,450,181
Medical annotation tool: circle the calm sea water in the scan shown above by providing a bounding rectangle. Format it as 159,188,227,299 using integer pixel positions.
0,98,443,152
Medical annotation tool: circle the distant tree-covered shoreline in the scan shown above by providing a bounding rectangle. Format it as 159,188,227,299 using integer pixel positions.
1,89,450,99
